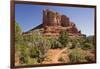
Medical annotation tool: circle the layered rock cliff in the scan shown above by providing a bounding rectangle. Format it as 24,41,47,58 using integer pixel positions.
24,9,85,37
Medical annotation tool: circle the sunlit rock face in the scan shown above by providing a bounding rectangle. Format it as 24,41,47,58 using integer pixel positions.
43,9,61,27
42,9,83,37
24,9,85,37
61,15,70,27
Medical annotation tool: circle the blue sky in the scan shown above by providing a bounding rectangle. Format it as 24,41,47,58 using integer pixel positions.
15,4,95,36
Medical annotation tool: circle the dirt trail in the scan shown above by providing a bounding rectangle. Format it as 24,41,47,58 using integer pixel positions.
52,47,68,62
42,47,69,64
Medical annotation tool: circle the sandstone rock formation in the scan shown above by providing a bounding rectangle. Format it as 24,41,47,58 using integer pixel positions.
43,9,61,27
24,9,85,37
61,15,70,27
42,9,83,37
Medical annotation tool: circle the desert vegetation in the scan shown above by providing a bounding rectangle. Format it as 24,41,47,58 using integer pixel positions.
15,22,95,66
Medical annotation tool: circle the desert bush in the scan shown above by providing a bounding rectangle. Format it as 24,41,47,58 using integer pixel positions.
74,37,86,47
85,55,95,62
15,22,23,42
69,48,87,63
19,45,29,64
81,43,93,50
28,58,38,65
69,36,94,50
15,22,29,64
49,38,62,49
29,46,39,58
69,38,80,49
28,31,51,63
58,31,69,48
69,48,95,63
70,41,76,49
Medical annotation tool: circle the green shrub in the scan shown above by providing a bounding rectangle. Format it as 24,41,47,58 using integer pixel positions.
29,46,39,58
58,31,69,48
70,41,76,49
69,38,81,49
81,43,93,50
15,37,30,64
85,55,95,62
28,31,51,63
69,48,87,63
15,22,23,42
50,38,62,49
28,58,38,64
19,46,29,64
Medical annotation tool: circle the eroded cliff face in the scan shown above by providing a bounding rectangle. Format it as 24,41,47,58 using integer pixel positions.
23,9,85,37
43,9,61,27
42,9,82,37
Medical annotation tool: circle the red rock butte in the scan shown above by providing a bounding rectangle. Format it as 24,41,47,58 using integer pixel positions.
23,9,85,37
